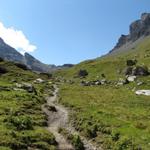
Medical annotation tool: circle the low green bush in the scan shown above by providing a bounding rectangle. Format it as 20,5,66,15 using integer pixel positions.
5,115,33,130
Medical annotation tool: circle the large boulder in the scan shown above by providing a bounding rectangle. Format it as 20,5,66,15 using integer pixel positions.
126,59,137,66
15,82,36,93
78,69,88,78
22,83,36,93
132,66,149,76
125,66,149,76
135,90,150,96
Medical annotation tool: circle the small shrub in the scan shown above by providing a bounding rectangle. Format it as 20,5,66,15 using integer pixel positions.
85,125,98,138
40,73,53,78
72,134,84,150
0,57,4,62
115,137,134,150
0,146,12,150
135,122,147,129
0,66,8,74
126,59,137,66
100,127,112,135
32,142,53,150
78,69,88,78
6,116,33,130
111,131,120,141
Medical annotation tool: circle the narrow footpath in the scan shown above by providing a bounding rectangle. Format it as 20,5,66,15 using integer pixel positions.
42,85,101,150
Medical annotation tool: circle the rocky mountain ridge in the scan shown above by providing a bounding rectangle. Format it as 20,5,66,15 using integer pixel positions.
110,13,150,53
0,37,73,72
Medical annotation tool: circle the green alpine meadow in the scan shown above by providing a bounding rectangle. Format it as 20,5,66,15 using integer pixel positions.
0,1,150,150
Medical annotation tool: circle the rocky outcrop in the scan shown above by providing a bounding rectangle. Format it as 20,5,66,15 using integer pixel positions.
110,13,150,53
125,66,149,76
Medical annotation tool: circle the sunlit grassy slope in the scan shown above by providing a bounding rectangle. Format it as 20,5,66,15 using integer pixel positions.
56,37,150,149
0,60,57,150
56,36,150,81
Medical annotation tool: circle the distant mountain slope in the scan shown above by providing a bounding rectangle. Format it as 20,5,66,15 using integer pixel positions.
0,37,73,72
0,37,52,72
24,52,53,72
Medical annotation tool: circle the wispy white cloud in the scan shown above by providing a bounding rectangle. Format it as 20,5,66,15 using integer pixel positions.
0,22,37,54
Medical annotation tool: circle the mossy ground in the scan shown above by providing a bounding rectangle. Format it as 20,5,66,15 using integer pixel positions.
0,60,57,150
56,37,150,149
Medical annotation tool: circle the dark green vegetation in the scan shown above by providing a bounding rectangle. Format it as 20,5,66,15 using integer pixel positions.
0,60,57,150
56,37,150,149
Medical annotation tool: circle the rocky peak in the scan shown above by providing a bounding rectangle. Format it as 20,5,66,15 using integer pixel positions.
0,38,24,63
110,13,150,53
0,38,4,44
141,13,150,21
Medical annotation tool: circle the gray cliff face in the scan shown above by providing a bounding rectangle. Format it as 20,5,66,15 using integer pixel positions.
0,38,24,63
110,13,150,53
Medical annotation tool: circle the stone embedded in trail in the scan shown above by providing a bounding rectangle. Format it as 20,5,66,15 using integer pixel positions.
135,90,150,96
45,104,57,112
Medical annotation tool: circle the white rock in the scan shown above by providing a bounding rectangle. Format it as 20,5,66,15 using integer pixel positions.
127,76,136,82
34,78,45,83
135,90,150,96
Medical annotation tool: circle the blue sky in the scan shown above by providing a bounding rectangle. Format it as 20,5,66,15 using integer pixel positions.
0,0,150,65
